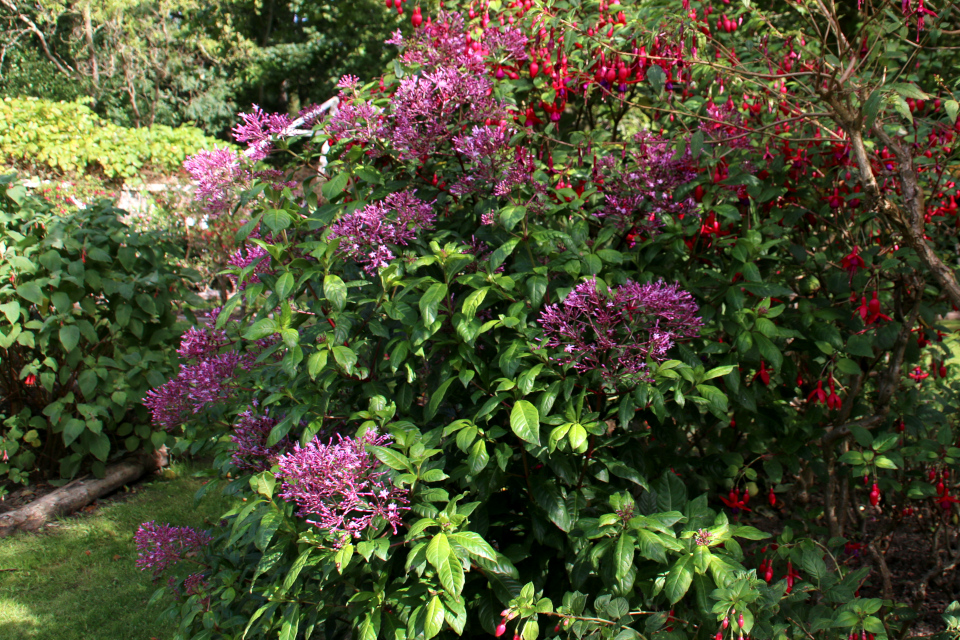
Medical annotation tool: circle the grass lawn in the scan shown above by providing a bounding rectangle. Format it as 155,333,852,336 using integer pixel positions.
0,460,234,640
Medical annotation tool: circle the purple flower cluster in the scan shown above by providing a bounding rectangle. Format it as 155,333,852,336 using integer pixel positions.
144,327,257,431
135,521,211,577
331,15,509,161
538,278,703,386
230,410,289,473
450,124,535,197
387,12,484,72
227,232,274,289
183,572,209,596
183,147,242,214
328,191,435,274
233,105,293,162
594,131,699,232
276,429,410,546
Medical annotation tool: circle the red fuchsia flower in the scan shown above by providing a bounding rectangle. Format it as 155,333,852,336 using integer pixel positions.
768,487,776,507
785,561,801,593
720,487,752,513
909,367,930,383
23,373,37,387
537,278,702,387
840,246,865,278
865,291,891,324
752,361,770,386
826,188,844,209
869,483,881,507
276,429,410,546
808,380,827,405
495,622,508,637
935,491,960,510
825,378,842,410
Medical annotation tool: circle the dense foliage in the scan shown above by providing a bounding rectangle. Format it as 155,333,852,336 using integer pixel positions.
0,97,222,181
0,174,197,483
137,0,960,639
0,0,402,136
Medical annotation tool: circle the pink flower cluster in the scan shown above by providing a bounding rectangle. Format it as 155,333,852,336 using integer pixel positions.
276,429,409,545
183,147,242,214
330,14,512,161
538,278,702,385
230,410,290,473
232,105,293,162
227,232,274,289
594,132,698,233
144,326,257,431
450,124,535,197
328,190,435,274
135,521,211,577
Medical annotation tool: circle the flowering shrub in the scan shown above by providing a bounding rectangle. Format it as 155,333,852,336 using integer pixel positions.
141,0,960,638
0,175,195,483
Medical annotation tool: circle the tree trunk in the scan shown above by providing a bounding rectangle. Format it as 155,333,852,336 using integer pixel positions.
82,2,99,88
0,449,166,537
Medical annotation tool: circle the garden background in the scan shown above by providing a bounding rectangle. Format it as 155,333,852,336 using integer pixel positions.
2,1,960,640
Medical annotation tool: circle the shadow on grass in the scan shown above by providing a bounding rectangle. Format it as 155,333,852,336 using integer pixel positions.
0,460,234,640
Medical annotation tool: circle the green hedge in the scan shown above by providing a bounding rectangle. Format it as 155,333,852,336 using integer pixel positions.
0,97,224,181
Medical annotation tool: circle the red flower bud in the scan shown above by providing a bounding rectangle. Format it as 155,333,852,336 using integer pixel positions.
496,623,508,637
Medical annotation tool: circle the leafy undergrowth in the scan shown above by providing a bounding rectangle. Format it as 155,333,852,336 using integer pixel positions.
0,460,234,640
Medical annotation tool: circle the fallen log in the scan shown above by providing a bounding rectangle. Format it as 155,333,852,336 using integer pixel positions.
0,449,166,537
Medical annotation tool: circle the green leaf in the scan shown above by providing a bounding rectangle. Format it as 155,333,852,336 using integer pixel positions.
614,533,635,581
890,82,930,100
368,445,412,472
89,433,110,461
510,400,540,445
703,365,735,380
636,529,667,563
448,532,498,561
655,472,688,513
307,350,328,379
945,100,959,125
63,418,85,447
426,377,456,421
256,510,282,550
0,301,21,324
263,209,292,233
59,325,80,353
424,595,445,640
420,283,448,325
647,64,666,95
488,238,520,271
462,287,488,319
321,172,350,200
427,533,451,572
332,345,357,374
275,272,295,300
244,318,278,340
16,283,43,305
665,554,694,604
324,274,347,311
863,90,883,132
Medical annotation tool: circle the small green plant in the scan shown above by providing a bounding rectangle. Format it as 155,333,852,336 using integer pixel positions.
0,174,199,483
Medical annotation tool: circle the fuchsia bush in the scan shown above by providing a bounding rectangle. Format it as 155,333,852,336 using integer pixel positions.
136,0,960,638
